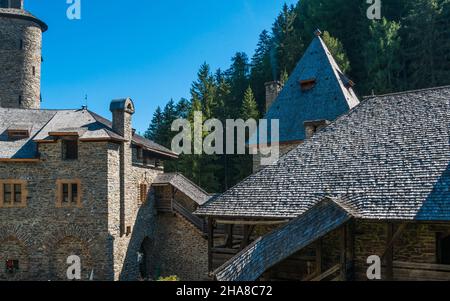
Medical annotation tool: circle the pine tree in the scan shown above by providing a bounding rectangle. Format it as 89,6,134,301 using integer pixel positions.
363,19,402,94
241,86,259,121
144,106,164,144
322,31,351,74
191,63,217,119
250,30,274,114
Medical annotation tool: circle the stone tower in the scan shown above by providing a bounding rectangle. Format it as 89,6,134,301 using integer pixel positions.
0,0,47,109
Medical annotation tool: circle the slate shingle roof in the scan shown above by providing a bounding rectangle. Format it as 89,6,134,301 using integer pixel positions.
214,199,352,281
0,108,176,159
197,86,450,221
249,36,359,145
153,173,211,205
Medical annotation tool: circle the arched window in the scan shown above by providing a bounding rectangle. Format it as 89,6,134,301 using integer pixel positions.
437,233,450,264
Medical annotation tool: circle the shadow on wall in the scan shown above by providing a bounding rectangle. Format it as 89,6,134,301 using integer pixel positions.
118,189,158,281
416,161,450,221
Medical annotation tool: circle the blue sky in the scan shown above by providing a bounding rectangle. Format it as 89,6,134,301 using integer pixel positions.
27,0,297,133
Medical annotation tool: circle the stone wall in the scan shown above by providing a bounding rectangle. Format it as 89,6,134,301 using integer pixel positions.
0,15,42,109
0,140,111,280
149,213,209,281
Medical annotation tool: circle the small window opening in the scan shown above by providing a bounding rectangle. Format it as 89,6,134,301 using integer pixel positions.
300,79,317,91
62,139,78,160
5,260,19,274
437,233,450,264
126,226,132,236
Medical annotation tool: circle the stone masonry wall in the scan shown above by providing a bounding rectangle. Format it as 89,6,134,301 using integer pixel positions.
0,141,111,280
0,16,42,109
149,213,209,281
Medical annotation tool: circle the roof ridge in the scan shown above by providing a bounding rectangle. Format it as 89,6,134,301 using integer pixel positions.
363,85,450,99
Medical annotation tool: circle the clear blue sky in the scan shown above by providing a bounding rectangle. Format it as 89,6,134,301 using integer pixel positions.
26,0,297,133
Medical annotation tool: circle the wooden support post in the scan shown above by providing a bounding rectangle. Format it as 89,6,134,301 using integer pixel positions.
340,225,347,281
208,218,214,273
316,239,322,275
240,225,251,250
347,220,355,280
225,224,234,248
385,223,394,281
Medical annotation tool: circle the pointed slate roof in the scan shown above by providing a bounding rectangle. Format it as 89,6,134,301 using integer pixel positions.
196,86,450,221
249,35,359,145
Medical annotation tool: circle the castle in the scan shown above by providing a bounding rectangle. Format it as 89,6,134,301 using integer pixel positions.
0,1,209,281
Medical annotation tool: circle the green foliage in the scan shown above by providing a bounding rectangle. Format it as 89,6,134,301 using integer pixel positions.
157,275,179,281
146,0,450,193
322,31,351,74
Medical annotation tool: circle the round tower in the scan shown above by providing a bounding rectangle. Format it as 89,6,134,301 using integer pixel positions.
0,0,47,109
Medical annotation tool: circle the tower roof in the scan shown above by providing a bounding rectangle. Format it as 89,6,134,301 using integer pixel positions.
0,7,47,32
249,35,360,145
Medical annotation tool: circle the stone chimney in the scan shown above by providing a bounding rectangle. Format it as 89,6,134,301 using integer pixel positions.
265,81,283,112
110,98,135,141
110,98,135,237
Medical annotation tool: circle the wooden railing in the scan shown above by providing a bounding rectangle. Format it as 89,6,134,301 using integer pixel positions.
172,200,207,233
305,264,341,282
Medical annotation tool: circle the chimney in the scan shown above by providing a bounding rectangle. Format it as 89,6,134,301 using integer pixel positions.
110,98,135,141
109,98,135,237
265,81,283,112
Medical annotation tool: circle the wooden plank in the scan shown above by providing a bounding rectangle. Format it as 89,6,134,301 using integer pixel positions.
212,248,240,255
340,226,347,280
208,218,214,272
215,219,289,226
393,261,450,272
385,223,394,280
316,239,322,274
382,223,407,259
310,264,340,281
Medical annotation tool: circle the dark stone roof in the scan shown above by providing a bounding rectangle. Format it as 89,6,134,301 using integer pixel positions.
0,8,47,31
153,173,211,205
0,107,176,159
214,199,352,281
197,86,450,221
249,36,359,145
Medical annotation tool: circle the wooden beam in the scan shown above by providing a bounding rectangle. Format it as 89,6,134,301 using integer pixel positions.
225,225,234,248
385,223,394,280
208,218,214,273
340,225,347,281
316,239,322,275
382,223,407,260
240,225,251,250
346,220,355,280
215,219,289,226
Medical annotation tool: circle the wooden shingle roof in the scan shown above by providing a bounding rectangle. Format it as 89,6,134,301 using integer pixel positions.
197,86,450,221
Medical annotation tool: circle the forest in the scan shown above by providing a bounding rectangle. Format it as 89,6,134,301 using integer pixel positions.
145,0,450,193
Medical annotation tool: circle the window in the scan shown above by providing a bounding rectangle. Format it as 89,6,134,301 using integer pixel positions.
5,260,19,274
56,180,81,208
32,66,36,76
0,180,27,208
62,139,78,160
139,183,148,204
299,78,317,91
437,233,450,264
7,130,29,141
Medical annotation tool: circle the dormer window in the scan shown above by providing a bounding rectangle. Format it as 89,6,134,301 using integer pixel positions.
62,139,78,160
304,120,330,139
300,79,316,91
7,125,31,141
